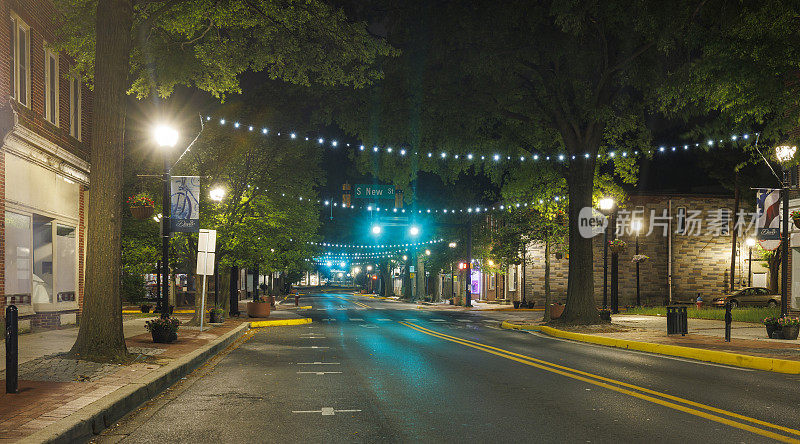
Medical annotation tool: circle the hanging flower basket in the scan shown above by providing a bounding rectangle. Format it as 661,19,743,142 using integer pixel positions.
792,210,800,229
609,239,627,254
128,192,155,220
631,254,649,263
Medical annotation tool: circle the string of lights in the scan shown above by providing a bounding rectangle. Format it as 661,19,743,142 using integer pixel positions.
204,115,756,164
308,239,445,249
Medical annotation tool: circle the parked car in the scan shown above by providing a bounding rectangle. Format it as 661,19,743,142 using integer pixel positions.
711,287,780,308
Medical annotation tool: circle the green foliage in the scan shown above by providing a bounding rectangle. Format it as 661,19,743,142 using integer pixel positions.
625,306,781,324
52,0,397,98
121,271,147,303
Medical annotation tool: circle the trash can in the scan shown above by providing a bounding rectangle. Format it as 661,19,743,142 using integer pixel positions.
666,306,687,336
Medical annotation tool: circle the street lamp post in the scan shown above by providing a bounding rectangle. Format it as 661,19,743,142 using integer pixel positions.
776,144,796,317
632,219,643,307
599,198,615,309
745,237,756,288
154,125,178,318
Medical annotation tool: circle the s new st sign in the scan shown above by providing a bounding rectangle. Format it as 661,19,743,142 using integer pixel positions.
353,184,395,200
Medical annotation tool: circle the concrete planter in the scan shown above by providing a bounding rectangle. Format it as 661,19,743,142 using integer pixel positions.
130,205,154,220
246,301,271,318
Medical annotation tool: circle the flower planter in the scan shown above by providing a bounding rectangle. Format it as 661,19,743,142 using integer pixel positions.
782,325,800,340
210,311,224,323
610,245,625,254
131,205,154,220
550,303,565,319
794,218,800,230
151,329,176,344
766,324,779,339
246,301,271,318
513,301,521,309
599,311,612,322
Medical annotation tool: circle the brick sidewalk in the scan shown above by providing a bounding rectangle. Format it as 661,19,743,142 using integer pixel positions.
0,318,246,443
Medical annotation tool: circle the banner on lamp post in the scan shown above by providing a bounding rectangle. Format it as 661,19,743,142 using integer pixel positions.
170,176,200,232
756,189,781,250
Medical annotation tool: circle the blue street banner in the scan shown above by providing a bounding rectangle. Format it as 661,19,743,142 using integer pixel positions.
170,176,200,232
756,189,780,250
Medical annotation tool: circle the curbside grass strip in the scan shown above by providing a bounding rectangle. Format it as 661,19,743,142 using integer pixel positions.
500,321,800,375
249,318,312,328
25,323,250,444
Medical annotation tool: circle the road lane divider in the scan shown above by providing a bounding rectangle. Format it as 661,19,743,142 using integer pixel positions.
249,318,312,328
501,322,800,375
336,295,373,309
400,321,800,443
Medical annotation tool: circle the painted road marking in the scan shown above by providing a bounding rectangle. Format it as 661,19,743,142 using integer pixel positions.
321,318,337,322
361,324,378,328
377,318,392,321
430,319,447,322
297,346,330,349
457,320,472,323
297,371,343,375
297,362,340,365
404,318,419,322
292,407,362,416
349,318,364,321
399,321,800,443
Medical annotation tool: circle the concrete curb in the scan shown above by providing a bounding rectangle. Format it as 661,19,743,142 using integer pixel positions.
249,318,312,328
23,323,250,444
500,321,800,375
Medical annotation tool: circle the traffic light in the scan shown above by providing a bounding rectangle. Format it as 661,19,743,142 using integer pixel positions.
342,182,351,207
458,262,466,270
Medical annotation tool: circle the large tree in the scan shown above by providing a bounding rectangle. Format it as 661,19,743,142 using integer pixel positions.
313,0,800,324
55,0,394,361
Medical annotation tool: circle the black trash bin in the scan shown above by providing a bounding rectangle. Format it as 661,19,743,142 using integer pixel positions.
666,306,688,335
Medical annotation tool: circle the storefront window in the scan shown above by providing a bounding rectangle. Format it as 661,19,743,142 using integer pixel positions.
4,212,32,305
32,215,53,304
56,225,76,302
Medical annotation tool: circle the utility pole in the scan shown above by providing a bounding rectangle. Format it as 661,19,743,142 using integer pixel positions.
465,221,473,307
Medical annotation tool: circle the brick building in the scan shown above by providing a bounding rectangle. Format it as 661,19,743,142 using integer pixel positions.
522,194,741,307
1,0,92,331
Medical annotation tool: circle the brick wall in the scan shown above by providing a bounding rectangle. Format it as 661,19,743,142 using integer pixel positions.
523,194,737,307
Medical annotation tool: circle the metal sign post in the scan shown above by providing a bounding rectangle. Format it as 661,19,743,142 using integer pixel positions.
196,229,217,331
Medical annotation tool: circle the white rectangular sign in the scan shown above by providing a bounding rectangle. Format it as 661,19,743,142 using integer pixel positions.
198,229,217,253
196,229,217,275
196,252,215,276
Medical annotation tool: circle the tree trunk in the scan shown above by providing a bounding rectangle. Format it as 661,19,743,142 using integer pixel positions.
229,266,240,316
561,158,599,324
543,238,552,322
187,274,203,326
218,267,230,316
69,0,133,362
730,172,740,292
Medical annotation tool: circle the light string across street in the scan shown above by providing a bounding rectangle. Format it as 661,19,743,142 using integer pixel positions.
204,115,756,164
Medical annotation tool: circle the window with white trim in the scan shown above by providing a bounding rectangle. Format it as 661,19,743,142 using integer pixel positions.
70,75,81,140
508,266,517,291
488,273,496,290
45,47,59,125
10,13,30,107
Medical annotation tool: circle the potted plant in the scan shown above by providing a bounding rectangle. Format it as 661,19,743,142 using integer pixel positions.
777,316,800,340
763,316,780,339
609,239,627,254
209,307,225,324
140,303,152,313
599,308,612,322
246,297,271,318
791,210,800,229
631,254,649,263
128,192,155,220
145,317,180,343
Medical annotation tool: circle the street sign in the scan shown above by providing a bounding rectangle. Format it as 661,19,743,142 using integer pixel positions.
353,184,394,199
195,229,217,331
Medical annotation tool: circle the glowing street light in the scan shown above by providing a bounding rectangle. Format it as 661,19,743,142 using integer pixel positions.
340,261,346,268
425,249,431,256
403,255,408,261
371,225,382,235
775,143,796,316
449,242,457,248
366,265,373,271
209,187,226,202
153,125,179,148
409,226,420,236
153,124,179,317
598,197,615,211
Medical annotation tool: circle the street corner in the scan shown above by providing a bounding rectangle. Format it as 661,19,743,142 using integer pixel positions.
500,320,542,330
249,318,313,328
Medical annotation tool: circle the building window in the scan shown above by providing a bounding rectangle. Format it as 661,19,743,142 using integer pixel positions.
70,75,81,140
676,207,687,234
508,266,517,291
32,215,54,304
55,225,77,302
45,48,59,126
10,13,30,107
4,212,32,306
488,273,496,290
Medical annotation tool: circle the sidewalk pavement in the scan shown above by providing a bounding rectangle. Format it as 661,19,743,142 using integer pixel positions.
0,305,305,443
501,314,800,373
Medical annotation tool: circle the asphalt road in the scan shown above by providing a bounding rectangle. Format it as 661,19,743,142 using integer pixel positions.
95,291,800,443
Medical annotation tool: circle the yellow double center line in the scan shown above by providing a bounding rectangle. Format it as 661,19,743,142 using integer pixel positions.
399,321,800,443
336,296,373,309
